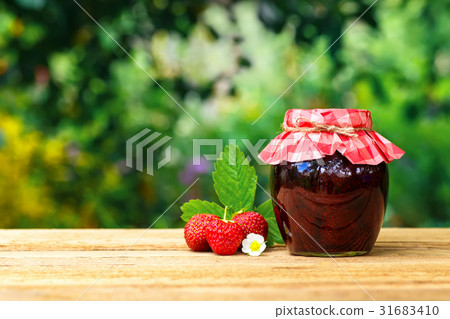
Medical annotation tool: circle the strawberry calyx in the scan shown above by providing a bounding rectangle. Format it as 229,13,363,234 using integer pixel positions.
231,209,244,218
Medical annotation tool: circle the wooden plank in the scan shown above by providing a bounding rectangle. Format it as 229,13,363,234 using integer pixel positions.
0,228,449,300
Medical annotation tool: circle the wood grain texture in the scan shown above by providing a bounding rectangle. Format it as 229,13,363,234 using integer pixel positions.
0,228,449,301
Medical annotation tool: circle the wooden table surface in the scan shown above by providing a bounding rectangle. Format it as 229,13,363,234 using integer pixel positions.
0,228,449,301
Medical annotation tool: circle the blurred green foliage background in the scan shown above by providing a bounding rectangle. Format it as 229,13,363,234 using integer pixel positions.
1,0,449,228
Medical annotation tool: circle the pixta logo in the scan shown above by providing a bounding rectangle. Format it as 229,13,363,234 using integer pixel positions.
126,129,172,175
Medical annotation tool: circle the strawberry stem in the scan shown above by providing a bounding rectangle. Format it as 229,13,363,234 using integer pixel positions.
223,206,228,221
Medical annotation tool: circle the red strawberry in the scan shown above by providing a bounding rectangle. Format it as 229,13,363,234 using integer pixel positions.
232,211,268,240
205,218,244,255
184,214,219,251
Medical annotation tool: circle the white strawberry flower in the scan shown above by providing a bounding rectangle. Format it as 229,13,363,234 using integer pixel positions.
241,233,266,256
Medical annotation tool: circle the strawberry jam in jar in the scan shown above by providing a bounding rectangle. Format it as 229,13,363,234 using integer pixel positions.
259,109,404,256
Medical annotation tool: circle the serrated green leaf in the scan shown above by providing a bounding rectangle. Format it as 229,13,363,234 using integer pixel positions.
257,199,284,246
256,199,275,219
180,199,224,222
264,218,276,246
266,218,284,245
212,144,257,213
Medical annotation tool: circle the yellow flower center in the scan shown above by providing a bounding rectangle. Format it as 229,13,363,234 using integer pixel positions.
249,241,261,252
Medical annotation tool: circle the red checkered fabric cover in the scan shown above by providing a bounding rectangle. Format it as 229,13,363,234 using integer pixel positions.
258,109,405,165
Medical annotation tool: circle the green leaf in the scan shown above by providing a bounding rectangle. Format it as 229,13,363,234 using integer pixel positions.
256,199,275,219
180,200,224,222
212,144,257,213
266,218,284,246
257,199,284,246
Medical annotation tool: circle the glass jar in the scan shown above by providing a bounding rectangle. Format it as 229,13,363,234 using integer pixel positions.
259,108,404,257
271,152,388,256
